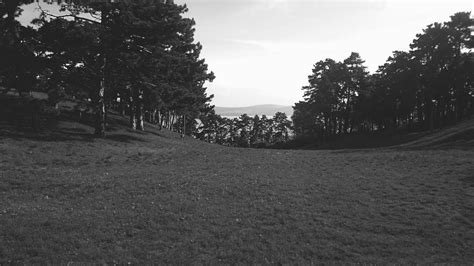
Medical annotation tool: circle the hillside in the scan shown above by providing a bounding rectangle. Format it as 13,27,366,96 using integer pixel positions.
399,118,474,149
283,118,474,150
215,104,293,118
1,114,473,263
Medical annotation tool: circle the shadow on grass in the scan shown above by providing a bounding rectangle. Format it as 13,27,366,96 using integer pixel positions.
105,113,168,139
331,148,378,154
0,117,145,143
0,125,95,142
143,128,169,139
106,134,145,143
0,108,176,144
0,125,149,144
460,175,474,185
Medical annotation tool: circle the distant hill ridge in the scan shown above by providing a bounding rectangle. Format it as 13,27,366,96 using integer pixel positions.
215,104,293,118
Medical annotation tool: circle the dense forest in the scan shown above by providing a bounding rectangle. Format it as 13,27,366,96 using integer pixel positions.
0,0,214,137
293,12,474,143
195,111,292,147
1,3,473,148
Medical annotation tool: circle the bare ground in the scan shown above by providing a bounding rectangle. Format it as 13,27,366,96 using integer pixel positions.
1,117,473,263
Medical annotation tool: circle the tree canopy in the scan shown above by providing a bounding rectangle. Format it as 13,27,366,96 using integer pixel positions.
0,0,214,136
293,12,474,142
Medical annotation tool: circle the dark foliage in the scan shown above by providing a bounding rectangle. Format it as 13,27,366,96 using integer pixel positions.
194,110,293,148
293,12,474,145
0,0,214,137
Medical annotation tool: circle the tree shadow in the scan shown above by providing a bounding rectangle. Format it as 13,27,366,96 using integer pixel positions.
0,115,143,143
143,128,168,138
0,106,171,143
106,134,145,143
0,124,95,142
460,176,474,188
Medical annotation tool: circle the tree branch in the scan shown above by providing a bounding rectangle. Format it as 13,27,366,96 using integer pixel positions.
36,2,101,25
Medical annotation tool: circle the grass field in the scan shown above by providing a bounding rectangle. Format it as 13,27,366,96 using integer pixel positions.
1,115,473,263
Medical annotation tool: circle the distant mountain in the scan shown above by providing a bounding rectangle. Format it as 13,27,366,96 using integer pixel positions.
214,104,293,118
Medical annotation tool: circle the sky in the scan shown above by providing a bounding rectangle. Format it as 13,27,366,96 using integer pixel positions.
174,0,473,107
18,0,473,107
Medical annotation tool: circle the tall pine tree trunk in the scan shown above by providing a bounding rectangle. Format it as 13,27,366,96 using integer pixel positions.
137,88,144,131
416,96,424,128
170,112,175,131
121,101,126,116
129,85,137,130
425,98,434,131
337,117,343,135
95,56,107,137
151,109,156,124
182,115,186,135
94,4,110,137
158,111,163,130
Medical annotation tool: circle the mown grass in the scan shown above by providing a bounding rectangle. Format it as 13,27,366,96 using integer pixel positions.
1,115,473,263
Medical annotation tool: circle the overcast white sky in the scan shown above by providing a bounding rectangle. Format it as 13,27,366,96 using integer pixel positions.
19,0,473,107
176,0,472,107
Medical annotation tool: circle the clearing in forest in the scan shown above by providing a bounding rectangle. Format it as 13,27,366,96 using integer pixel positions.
1,116,473,263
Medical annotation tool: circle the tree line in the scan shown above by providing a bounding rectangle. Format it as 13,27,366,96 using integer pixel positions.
195,111,292,148
0,0,214,136
293,12,473,142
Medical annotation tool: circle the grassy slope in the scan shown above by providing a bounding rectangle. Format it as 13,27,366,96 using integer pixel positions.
291,118,474,150
1,114,473,263
400,118,474,149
